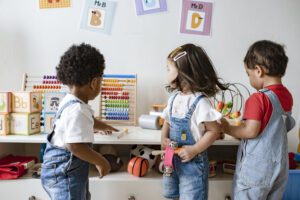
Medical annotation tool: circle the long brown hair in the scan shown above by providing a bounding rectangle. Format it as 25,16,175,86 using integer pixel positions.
166,43,227,97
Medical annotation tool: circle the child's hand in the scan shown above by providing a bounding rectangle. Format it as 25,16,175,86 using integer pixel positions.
220,117,229,133
96,157,111,178
95,124,119,135
161,138,171,150
178,145,198,163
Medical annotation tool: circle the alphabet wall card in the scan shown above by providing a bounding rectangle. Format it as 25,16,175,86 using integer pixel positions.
12,92,42,113
80,0,117,34
44,92,66,113
135,0,167,15
10,113,40,135
39,0,71,9
0,114,10,135
180,0,213,36
0,92,12,114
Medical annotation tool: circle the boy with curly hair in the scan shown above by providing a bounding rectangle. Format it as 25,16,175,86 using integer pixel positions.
41,43,117,200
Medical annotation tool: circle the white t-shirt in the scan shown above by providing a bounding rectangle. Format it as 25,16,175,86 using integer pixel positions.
162,92,222,142
51,94,95,148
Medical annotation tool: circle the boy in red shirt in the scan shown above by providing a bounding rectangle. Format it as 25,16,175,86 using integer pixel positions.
222,40,295,199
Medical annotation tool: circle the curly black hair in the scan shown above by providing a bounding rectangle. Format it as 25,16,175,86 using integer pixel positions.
56,43,105,86
244,40,288,77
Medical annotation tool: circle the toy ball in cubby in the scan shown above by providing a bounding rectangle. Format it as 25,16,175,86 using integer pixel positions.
10,113,40,135
12,92,42,113
103,154,124,172
127,157,149,177
43,92,66,113
0,92,12,114
44,113,55,134
130,145,157,169
0,114,10,135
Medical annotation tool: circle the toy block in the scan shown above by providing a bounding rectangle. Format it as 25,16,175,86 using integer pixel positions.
10,113,40,135
44,113,55,134
0,114,10,135
12,92,42,113
0,92,12,114
44,92,66,113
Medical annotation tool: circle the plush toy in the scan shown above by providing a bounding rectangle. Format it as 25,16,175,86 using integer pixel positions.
154,156,164,174
130,145,157,169
99,145,123,172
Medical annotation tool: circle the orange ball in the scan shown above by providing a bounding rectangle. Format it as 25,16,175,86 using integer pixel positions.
127,157,149,177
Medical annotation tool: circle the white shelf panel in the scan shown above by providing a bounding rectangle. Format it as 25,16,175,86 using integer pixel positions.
0,126,239,145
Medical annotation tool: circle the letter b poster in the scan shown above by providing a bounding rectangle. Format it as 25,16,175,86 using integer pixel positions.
180,0,213,36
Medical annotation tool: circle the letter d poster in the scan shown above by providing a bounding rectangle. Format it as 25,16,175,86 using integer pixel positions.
180,0,213,36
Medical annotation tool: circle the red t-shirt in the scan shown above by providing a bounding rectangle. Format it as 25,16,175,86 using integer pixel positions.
243,84,293,134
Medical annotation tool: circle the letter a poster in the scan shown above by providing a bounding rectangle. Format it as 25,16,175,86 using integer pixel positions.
80,0,117,34
180,0,213,36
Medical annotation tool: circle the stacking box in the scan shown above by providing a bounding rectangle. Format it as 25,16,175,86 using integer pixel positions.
12,92,42,113
10,113,40,135
0,114,10,135
0,92,12,114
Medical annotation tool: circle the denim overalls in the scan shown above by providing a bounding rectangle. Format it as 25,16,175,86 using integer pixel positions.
163,93,209,200
233,89,295,200
41,100,91,200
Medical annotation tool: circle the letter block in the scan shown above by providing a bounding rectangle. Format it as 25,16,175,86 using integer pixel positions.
10,113,40,135
12,92,42,113
44,92,66,113
0,114,10,135
0,92,12,114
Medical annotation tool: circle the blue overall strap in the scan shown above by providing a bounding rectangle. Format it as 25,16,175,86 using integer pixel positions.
259,88,295,131
52,99,82,130
185,95,204,119
169,93,179,118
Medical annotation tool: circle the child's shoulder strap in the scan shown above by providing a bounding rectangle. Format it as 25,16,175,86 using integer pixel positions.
185,94,205,119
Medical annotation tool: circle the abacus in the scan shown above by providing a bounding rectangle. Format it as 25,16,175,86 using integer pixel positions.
213,83,250,125
99,74,137,125
21,73,67,133
21,73,67,92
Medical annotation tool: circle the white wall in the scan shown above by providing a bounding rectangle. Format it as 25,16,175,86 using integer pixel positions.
0,0,299,151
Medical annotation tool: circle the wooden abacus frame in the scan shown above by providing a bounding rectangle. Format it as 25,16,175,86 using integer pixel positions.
21,73,67,92
99,74,137,126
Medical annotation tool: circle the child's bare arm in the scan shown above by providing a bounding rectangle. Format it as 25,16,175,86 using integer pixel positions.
93,118,119,134
66,143,111,177
178,121,221,163
221,118,261,139
161,120,170,150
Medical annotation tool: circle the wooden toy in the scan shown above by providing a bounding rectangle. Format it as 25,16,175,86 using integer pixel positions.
22,73,67,92
43,92,66,113
117,128,129,139
99,74,137,125
127,157,149,177
0,92,12,114
214,83,250,126
44,113,55,134
0,114,10,135
10,113,40,135
12,92,42,113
